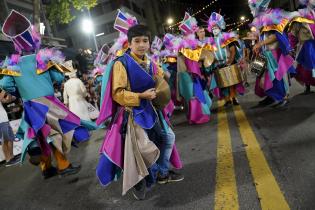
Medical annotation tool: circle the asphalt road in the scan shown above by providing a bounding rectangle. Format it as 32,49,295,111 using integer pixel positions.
0,76,315,210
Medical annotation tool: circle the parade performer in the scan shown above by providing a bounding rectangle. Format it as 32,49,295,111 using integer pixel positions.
0,10,89,178
287,0,315,94
161,33,183,108
207,12,245,106
177,12,212,124
95,11,183,200
249,0,295,107
63,60,99,122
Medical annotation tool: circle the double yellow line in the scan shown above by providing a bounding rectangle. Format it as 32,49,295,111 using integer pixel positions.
215,101,290,210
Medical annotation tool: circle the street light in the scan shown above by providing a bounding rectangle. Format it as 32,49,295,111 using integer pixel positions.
240,16,246,21
167,17,174,25
81,9,99,52
82,18,94,34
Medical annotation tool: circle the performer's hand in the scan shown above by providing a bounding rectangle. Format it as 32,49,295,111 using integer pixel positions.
139,88,156,100
253,43,262,55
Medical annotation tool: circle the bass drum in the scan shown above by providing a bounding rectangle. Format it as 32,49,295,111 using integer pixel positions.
215,64,244,88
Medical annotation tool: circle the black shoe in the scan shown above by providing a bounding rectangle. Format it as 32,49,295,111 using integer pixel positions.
303,86,312,95
305,85,311,93
258,96,274,106
277,99,289,108
5,155,21,167
58,164,81,177
132,179,146,200
232,98,239,106
245,82,250,87
224,100,232,107
42,167,58,179
157,171,184,184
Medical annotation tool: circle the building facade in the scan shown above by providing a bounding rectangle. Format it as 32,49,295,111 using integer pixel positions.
53,0,164,51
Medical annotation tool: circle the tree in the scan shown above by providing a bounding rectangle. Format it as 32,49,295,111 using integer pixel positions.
45,0,98,24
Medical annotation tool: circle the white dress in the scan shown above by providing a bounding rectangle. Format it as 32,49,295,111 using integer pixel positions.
63,78,91,121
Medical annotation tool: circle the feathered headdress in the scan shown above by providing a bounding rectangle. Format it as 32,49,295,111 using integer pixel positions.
179,12,199,35
113,9,138,34
207,12,226,33
2,10,41,53
163,33,182,51
248,0,271,17
251,8,290,31
151,36,163,51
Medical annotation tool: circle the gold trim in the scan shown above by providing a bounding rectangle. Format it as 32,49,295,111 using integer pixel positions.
116,48,128,57
37,61,71,75
261,19,289,33
288,17,315,31
164,57,177,63
221,38,239,48
0,68,21,76
179,47,203,62
203,44,214,51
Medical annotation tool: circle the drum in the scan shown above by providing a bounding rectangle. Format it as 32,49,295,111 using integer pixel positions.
199,49,215,68
250,54,267,77
152,75,171,110
215,64,244,88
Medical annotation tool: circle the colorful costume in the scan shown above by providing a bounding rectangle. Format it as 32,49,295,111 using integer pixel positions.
249,1,295,103
287,0,315,91
161,34,183,107
176,13,212,124
95,11,182,196
0,10,89,172
206,12,245,103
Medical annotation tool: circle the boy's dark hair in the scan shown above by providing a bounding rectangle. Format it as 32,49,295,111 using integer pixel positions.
127,24,151,43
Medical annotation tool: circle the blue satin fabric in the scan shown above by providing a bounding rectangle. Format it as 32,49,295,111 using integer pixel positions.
118,53,157,129
275,32,292,55
265,79,286,101
297,40,315,70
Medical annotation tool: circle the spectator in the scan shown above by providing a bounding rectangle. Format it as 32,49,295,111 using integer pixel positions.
0,89,20,167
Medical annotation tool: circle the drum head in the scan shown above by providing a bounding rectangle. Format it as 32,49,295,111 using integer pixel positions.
200,49,214,68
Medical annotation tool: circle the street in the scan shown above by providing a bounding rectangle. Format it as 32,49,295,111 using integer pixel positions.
1,76,315,210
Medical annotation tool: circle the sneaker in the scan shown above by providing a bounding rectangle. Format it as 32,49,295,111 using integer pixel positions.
58,164,81,177
5,155,21,167
232,98,239,106
157,171,184,184
277,99,289,108
258,96,274,106
132,180,146,200
224,100,232,107
42,167,58,179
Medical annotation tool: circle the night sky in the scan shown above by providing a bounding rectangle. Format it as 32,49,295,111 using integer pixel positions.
159,0,252,31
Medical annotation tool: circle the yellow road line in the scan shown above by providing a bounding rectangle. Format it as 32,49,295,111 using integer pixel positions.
215,101,239,210
233,106,290,210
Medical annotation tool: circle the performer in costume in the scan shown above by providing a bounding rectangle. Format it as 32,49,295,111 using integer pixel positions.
207,12,245,106
95,11,183,200
176,12,212,124
287,0,315,94
249,0,295,107
160,33,183,108
0,10,89,178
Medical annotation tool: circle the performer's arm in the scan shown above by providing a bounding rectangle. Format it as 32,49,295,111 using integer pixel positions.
227,45,236,65
63,83,69,106
112,61,156,107
253,34,277,54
